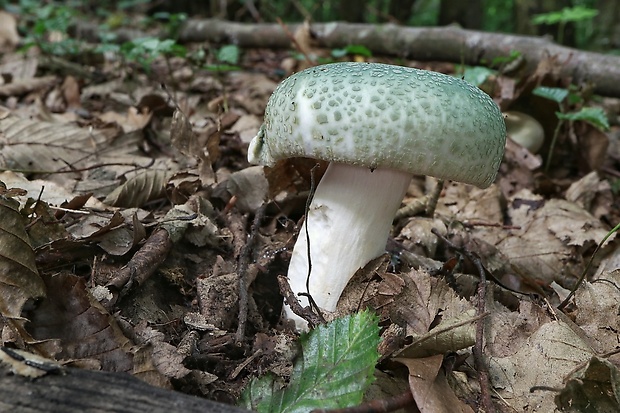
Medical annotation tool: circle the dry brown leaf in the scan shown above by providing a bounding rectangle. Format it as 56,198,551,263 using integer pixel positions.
0,76,58,98
104,169,173,207
493,189,612,290
228,113,262,144
437,183,504,225
0,110,109,173
574,121,609,172
61,76,81,110
372,268,476,349
230,72,278,115
0,170,105,209
0,195,46,347
396,309,477,358
555,356,620,412
397,355,474,413
134,324,191,381
98,106,153,133
487,301,594,412
226,165,269,213
0,11,20,50
170,107,216,184
398,217,447,258
574,269,620,354
27,272,134,372
565,171,613,219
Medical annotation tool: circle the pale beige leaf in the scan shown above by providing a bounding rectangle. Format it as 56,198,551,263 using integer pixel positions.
226,165,269,213
397,355,474,413
487,302,594,412
396,309,477,358
0,111,109,172
574,269,620,354
0,11,20,49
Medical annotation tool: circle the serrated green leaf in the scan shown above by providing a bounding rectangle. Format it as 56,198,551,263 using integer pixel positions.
532,86,569,103
242,311,380,413
239,373,285,410
556,107,610,131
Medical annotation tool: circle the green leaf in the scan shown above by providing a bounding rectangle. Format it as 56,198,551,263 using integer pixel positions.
331,45,372,58
532,6,598,25
460,66,496,86
490,49,522,67
532,86,569,104
241,311,380,413
204,64,241,72
556,107,610,131
217,44,240,65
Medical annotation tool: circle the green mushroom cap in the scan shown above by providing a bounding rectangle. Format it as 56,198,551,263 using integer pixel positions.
248,62,506,188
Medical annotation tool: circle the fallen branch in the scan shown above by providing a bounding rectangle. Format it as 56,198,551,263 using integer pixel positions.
0,358,249,413
180,19,620,98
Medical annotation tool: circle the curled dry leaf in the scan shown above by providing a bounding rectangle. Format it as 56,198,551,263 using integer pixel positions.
0,195,46,345
396,355,474,413
565,171,613,219
170,107,216,185
371,268,476,356
104,169,174,207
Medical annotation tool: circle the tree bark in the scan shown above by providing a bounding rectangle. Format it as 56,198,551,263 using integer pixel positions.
0,361,250,413
178,19,620,98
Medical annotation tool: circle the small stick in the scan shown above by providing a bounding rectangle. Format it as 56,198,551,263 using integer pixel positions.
277,275,324,329
235,204,266,342
431,228,495,412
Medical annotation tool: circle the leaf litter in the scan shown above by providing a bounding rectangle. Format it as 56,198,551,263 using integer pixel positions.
0,13,619,413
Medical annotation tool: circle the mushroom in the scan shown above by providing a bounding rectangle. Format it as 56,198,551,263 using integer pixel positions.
248,62,506,330
504,111,545,153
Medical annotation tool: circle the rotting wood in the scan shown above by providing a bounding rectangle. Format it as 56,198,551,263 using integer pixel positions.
0,360,250,413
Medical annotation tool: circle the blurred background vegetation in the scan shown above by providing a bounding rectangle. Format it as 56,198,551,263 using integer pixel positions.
2,0,619,52
145,0,618,51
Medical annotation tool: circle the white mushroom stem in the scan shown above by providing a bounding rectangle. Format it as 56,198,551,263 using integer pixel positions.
284,162,412,330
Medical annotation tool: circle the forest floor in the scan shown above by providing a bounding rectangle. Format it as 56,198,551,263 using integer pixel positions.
0,8,619,413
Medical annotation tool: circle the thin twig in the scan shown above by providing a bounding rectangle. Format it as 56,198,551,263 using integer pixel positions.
431,228,495,412
277,275,323,329
425,179,444,217
235,204,266,342
275,17,314,65
558,221,620,311
302,163,326,323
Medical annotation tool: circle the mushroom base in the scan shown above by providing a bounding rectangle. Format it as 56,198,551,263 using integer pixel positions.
284,162,412,330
